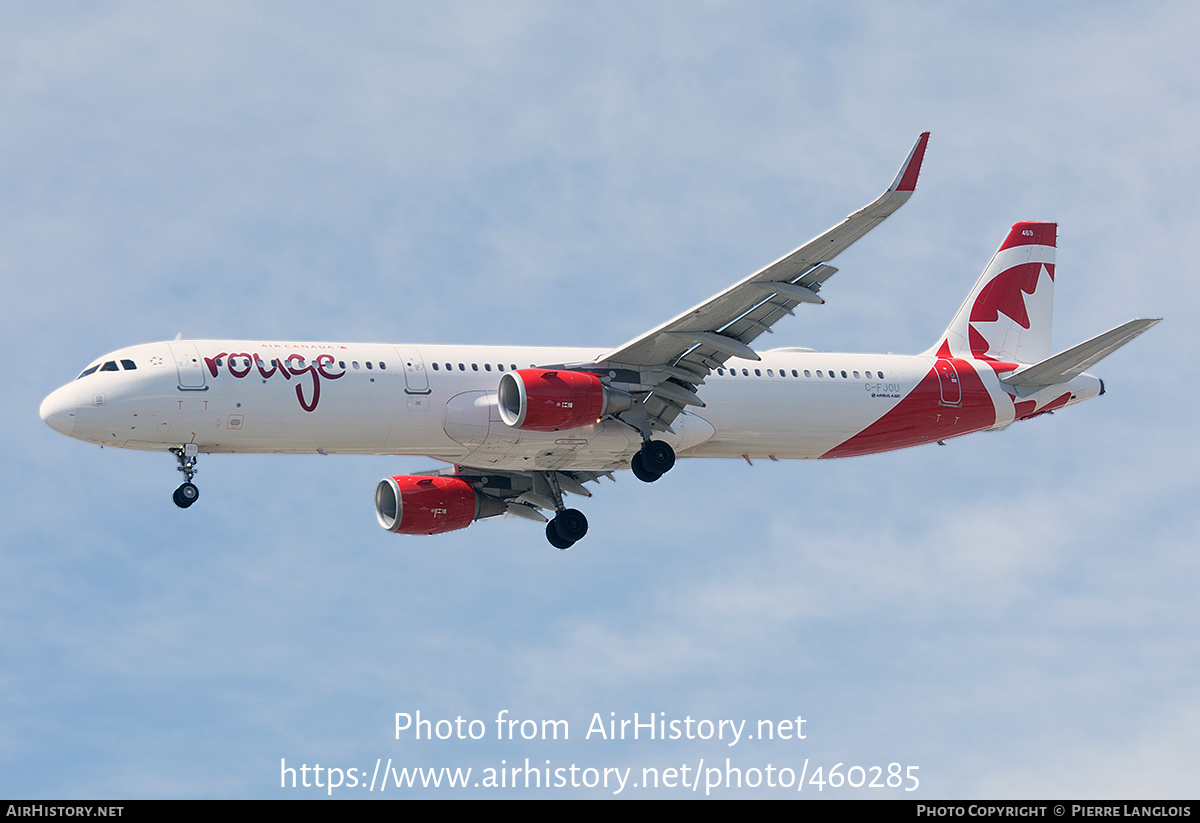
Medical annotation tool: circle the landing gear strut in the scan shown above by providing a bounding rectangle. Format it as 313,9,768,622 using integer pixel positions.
631,440,675,483
170,445,200,509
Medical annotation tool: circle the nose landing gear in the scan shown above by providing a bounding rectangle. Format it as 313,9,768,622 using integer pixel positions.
170,445,200,509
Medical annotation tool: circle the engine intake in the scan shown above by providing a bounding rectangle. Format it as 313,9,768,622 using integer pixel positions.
497,369,633,431
375,475,504,535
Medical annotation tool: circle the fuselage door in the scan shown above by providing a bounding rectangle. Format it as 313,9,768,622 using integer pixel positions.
169,342,207,390
395,347,431,395
935,358,962,407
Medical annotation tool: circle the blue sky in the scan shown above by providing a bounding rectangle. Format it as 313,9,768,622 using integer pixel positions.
3,1,1197,798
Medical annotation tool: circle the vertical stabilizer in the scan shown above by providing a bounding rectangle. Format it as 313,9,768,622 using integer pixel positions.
930,222,1056,364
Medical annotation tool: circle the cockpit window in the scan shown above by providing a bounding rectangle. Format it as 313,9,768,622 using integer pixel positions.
76,359,134,379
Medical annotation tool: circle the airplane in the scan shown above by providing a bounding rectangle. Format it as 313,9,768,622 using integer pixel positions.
39,133,1160,549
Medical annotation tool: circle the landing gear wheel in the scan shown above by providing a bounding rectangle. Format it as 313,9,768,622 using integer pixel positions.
553,508,588,543
641,440,676,475
173,482,199,509
631,452,662,483
546,520,575,550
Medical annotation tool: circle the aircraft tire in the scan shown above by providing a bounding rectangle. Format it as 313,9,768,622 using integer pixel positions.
641,440,675,475
553,508,588,543
546,521,575,550
630,452,662,483
174,483,199,509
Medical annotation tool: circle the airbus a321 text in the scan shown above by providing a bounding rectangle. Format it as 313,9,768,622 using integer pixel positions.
40,134,1159,549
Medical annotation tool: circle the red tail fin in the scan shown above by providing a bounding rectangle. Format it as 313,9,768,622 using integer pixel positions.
930,222,1057,364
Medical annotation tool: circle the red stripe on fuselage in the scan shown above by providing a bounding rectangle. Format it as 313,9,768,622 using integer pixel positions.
1012,391,1071,422
821,359,997,458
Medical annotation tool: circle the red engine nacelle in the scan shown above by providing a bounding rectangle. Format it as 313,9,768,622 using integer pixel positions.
497,368,631,432
375,475,502,535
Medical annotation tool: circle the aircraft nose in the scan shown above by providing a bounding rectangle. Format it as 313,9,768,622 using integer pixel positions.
40,385,77,436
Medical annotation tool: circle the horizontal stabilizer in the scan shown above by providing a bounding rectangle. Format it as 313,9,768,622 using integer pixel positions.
1001,318,1161,388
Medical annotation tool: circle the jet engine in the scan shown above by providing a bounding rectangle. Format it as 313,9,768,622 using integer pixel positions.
375,475,505,535
497,369,633,431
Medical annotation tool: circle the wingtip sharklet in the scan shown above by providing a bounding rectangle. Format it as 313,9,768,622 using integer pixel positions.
891,132,930,193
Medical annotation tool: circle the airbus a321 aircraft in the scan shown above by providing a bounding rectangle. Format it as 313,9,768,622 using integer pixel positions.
40,133,1159,549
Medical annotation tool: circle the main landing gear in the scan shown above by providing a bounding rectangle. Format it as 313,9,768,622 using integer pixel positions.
631,439,675,483
170,445,200,509
543,441,672,547
546,508,589,550
537,471,590,550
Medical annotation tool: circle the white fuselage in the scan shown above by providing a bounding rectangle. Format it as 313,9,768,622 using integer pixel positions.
39,339,1102,472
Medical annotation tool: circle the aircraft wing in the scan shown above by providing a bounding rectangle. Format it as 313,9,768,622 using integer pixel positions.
587,132,930,432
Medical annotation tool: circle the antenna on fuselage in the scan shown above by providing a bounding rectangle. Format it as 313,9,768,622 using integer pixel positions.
174,333,182,341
